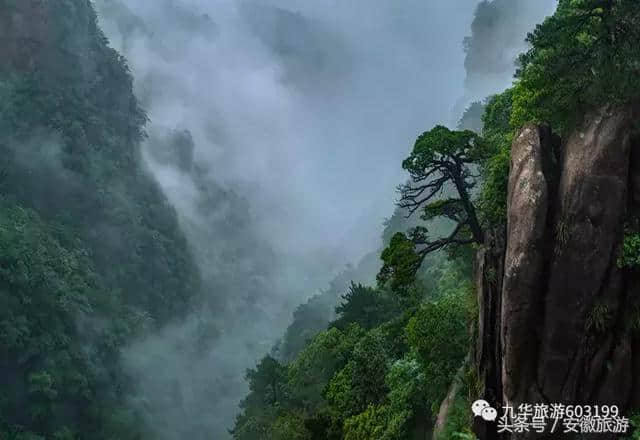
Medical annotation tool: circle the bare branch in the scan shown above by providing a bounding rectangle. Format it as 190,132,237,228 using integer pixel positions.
414,221,473,257
398,175,449,218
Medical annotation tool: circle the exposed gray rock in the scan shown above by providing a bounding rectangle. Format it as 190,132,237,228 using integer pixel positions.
475,106,640,439
537,106,633,405
501,125,552,407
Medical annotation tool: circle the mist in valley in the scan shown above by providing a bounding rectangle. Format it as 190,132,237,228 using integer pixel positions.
91,1,557,437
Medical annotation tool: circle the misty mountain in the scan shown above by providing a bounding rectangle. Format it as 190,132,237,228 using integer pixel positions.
91,1,483,436
12,1,632,440
0,0,200,437
455,0,556,118
238,1,352,90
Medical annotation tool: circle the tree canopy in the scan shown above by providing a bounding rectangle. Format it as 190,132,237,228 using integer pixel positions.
378,126,490,290
511,0,640,133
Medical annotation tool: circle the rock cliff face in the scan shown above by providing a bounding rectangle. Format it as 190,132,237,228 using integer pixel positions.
475,106,640,439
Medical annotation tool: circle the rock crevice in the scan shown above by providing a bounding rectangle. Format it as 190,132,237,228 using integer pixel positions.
475,106,640,439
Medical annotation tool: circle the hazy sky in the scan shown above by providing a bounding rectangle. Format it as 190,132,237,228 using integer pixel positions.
97,0,484,263
95,1,556,437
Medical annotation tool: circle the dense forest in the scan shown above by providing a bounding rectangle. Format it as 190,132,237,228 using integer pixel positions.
0,1,202,438
1,0,640,439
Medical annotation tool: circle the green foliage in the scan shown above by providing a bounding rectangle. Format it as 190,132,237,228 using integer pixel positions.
618,231,640,269
383,356,429,437
477,89,515,226
326,330,390,418
474,1,640,224
277,294,337,362
482,89,515,141
477,145,510,226
332,283,399,331
436,392,473,440
422,199,466,222
276,255,381,362
0,200,147,438
235,249,474,440
233,356,290,440
407,291,470,411
287,326,363,411
402,126,490,176
0,1,201,437
232,409,278,440
269,411,312,440
342,405,388,440
301,410,343,440
381,207,423,247
378,233,423,292
233,326,363,440
339,357,431,440
425,257,474,303
511,0,640,134
245,356,288,407
0,37,199,330
452,432,479,440
379,125,491,291
623,412,640,440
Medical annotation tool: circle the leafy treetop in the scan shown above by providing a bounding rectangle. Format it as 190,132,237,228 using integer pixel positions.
512,0,640,134
378,126,490,290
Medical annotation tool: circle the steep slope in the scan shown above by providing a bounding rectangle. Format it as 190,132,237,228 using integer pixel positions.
0,1,201,438
93,3,366,437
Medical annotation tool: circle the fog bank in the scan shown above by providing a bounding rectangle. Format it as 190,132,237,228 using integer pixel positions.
95,1,555,437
